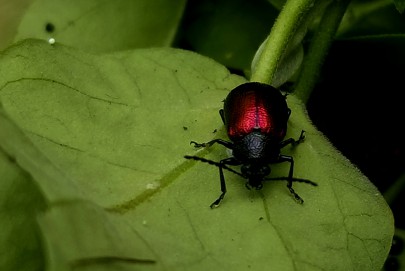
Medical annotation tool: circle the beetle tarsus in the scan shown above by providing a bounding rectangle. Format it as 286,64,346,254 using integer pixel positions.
190,141,207,148
290,130,306,147
279,130,306,148
210,195,224,208
288,185,305,204
293,130,306,146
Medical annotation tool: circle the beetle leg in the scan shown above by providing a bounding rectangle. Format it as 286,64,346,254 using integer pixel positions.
219,109,225,124
279,130,306,148
295,130,306,144
264,176,317,186
210,157,240,208
184,155,244,178
190,139,233,149
278,155,304,204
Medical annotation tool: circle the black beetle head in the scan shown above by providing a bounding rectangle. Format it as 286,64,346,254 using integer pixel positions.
241,164,270,190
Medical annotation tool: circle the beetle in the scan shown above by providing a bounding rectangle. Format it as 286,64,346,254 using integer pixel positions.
185,82,317,208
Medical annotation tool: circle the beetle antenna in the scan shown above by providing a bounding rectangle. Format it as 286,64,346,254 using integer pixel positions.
184,155,244,178
264,176,318,186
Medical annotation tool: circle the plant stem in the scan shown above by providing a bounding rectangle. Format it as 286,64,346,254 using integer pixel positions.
294,0,351,104
250,0,316,85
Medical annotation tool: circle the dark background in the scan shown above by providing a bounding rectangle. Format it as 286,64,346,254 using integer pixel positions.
307,39,405,228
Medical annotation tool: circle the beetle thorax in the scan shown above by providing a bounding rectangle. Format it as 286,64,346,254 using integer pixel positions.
232,130,279,163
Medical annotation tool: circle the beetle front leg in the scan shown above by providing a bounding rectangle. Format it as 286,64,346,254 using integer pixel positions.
279,130,305,149
210,157,240,208
190,139,233,149
210,164,227,208
279,155,304,204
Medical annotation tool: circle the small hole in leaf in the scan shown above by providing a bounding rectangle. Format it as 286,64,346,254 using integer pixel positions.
45,23,55,33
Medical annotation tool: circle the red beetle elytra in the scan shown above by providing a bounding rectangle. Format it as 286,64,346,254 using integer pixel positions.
185,82,317,208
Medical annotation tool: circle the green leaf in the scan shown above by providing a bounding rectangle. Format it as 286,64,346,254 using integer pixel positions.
337,1,405,38
38,201,158,271
0,39,244,206
14,0,187,52
183,0,278,71
0,0,32,50
393,0,405,13
0,150,46,271
0,39,393,270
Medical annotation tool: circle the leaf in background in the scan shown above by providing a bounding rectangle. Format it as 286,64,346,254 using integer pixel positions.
0,39,393,270
38,202,158,271
182,0,278,71
0,150,46,271
0,0,32,50
266,0,286,10
337,1,405,38
13,0,186,52
393,0,405,13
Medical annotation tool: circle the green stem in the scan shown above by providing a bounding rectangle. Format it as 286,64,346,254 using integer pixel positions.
250,0,316,84
294,0,351,104
383,172,405,205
